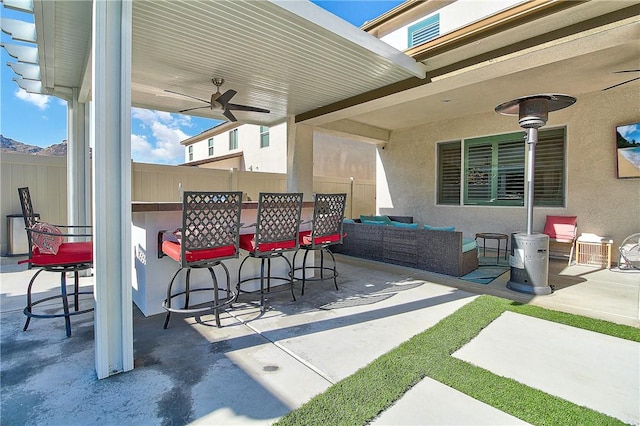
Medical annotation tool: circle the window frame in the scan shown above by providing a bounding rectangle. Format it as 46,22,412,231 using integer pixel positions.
436,127,567,208
208,138,214,156
188,145,193,162
229,129,238,150
260,126,269,148
463,132,526,207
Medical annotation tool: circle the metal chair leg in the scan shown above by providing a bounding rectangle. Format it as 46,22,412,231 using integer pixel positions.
163,268,182,329
59,271,72,337
207,267,221,327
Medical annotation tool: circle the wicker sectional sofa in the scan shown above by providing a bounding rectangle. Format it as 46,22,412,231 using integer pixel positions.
332,218,479,277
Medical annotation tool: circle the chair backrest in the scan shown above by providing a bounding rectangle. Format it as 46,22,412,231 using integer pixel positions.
180,191,243,266
255,192,303,250
17,187,38,256
543,215,577,241
310,193,347,246
17,187,38,230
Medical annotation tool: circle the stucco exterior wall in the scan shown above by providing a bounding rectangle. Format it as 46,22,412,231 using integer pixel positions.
376,88,640,250
186,124,376,180
313,132,376,180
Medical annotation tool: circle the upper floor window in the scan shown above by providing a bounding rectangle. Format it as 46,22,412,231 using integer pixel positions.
188,145,193,162
229,129,238,150
260,126,270,148
208,138,214,156
408,14,439,47
437,128,566,207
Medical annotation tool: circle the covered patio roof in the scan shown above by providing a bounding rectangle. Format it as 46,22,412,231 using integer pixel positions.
4,1,637,134
3,0,426,125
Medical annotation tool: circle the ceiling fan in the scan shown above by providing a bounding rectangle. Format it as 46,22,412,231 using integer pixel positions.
602,70,640,91
165,78,270,122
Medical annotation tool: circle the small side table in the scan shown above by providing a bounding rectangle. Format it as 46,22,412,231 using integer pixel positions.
475,233,509,263
576,235,613,269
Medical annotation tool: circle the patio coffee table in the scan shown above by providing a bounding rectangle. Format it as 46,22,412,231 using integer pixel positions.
475,233,509,263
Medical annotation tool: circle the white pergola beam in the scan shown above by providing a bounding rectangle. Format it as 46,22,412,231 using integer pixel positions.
92,0,134,379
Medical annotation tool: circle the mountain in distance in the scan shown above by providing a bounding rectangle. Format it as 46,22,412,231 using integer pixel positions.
1,134,69,156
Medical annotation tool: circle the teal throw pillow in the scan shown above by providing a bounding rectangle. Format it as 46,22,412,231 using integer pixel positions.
424,224,455,231
343,218,356,224
360,215,392,225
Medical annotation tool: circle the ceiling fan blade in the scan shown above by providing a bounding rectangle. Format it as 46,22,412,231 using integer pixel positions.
223,109,237,122
226,103,270,114
178,106,211,113
603,76,640,91
164,89,209,104
216,89,237,107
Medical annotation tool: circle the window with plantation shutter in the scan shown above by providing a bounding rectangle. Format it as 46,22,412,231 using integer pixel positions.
408,14,439,47
533,128,565,207
437,141,461,204
437,128,566,207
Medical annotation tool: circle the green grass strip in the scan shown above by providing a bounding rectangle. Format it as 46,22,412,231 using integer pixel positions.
276,295,637,426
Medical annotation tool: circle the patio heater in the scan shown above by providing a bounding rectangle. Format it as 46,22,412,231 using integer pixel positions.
495,94,576,295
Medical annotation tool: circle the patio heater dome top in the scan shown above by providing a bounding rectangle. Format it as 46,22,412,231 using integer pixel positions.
495,94,576,128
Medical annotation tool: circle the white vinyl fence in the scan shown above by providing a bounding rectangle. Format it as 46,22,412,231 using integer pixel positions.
1,153,375,254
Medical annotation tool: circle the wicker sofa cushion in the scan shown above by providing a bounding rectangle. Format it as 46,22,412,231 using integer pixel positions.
462,238,478,253
362,219,388,226
391,221,419,229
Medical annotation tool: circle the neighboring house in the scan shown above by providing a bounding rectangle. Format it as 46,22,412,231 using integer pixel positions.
181,121,376,180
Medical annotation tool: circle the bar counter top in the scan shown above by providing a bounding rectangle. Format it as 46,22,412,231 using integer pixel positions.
132,200,315,213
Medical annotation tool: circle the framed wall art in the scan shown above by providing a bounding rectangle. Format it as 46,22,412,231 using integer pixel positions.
616,122,640,179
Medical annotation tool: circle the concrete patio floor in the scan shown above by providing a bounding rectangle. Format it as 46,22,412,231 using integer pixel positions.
1,253,638,425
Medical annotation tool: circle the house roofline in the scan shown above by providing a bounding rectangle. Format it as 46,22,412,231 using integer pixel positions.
180,122,241,146
180,151,243,167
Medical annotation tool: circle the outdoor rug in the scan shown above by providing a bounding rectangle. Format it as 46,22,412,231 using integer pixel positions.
461,258,510,285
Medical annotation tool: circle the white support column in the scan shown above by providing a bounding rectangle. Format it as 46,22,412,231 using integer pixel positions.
286,117,314,200
67,87,91,230
91,0,134,379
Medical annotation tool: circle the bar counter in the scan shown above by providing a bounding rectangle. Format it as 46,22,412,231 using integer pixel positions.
131,200,314,317
132,201,316,213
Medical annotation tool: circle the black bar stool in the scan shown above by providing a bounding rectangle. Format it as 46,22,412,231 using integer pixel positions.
158,191,242,329
237,192,303,312
292,193,346,295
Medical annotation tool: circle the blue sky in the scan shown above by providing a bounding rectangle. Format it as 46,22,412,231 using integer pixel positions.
1,1,404,164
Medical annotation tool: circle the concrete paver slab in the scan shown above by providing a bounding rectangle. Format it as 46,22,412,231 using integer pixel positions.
371,376,530,425
453,311,640,425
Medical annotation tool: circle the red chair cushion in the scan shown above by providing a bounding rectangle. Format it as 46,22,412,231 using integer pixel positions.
162,240,236,263
543,215,577,241
30,242,93,266
299,230,342,246
239,233,297,253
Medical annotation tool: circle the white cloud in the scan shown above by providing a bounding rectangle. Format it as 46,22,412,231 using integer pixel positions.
131,109,190,164
15,89,50,109
619,123,639,139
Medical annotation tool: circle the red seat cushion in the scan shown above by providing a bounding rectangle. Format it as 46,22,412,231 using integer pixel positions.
299,230,342,246
239,233,297,253
29,242,93,266
543,215,577,241
162,240,236,263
